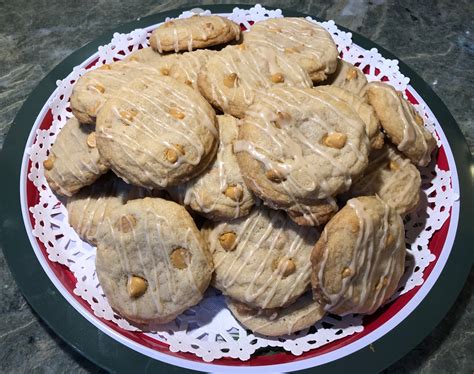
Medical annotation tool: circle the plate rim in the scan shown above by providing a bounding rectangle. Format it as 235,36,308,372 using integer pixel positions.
1,4,473,373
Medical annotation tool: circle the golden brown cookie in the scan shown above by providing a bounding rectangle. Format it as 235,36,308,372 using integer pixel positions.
44,116,108,196
150,15,241,53
203,206,320,309
322,58,368,95
316,85,384,149
197,45,312,118
235,86,370,226
366,82,437,166
346,145,421,215
70,60,166,125
243,17,339,82
96,197,213,326
167,115,256,220
226,292,325,336
96,75,218,189
311,196,406,315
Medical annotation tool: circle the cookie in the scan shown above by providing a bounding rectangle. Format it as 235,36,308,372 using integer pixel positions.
197,45,313,118
235,86,370,225
226,292,325,336
70,60,166,125
150,15,241,53
203,206,320,309
96,75,218,189
243,18,338,82
168,115,256,220
316,85,384,149
44,116,109,196
322,59,368,95
66,173,153,245
366,81,437,166
126,48,215,90
346,145,421,215
311,196,406,315
96,197,213,325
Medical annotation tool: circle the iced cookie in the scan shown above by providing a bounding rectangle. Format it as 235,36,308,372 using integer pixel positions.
311,196,406,315
235,86,369,225
96,197,213,325
126,48,215,90
150,15,241,53
347,145,421,215
322,59,368,95
168,115,256,220
197,45,312,118
96,75,218,189
70,60,166,125
243,17,338,82
366,81,437,166
316,85,384,149
203,206,320,309
226,292,325,336
44,116,109,197
66,173,153,245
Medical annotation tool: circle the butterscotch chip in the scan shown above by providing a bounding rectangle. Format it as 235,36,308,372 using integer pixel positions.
346,68,358,81
342,267,352,278
323,132,347,149
414,113,424,126
120,109,138,124
169,107,185,120
160,67,170,76
116,214,136,233
273,257,296,277
265,169,286,183
165,148,179,163
385,233,395,247
170,247,190,269
128,275,148,298
270,73,285,83
93,84,105,94
223,73,238,88
99,64,112,70
389,160,399,171
86,132,97,148
219,232,237,251
224,185,243,202
43,156,55,170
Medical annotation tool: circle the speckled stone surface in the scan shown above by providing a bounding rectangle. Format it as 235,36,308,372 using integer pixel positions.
0,1,472,373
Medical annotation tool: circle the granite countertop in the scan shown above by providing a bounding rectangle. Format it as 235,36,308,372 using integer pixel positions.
0,1,472,372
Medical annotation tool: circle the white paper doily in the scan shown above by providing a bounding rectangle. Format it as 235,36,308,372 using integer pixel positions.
25,4,456,362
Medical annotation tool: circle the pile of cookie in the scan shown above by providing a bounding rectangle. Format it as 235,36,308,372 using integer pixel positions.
44,15,437,335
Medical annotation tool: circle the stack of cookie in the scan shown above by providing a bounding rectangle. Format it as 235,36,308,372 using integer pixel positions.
44,15,437,335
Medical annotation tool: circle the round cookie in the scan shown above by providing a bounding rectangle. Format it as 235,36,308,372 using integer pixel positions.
316,85,384,149
70,60,166,125
203,206,320,309
96,197,213,326
311,196,406,315
226,292,325,336
168,115,256,220
126,48,215,90
197,45,313,118
366,81,437,166
67,173,153,245
322,59,368,95
234,86,370,225
44,116,109,197
150,15,241,53
96,75,218,189
243,17,338,82
346,145,421,215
